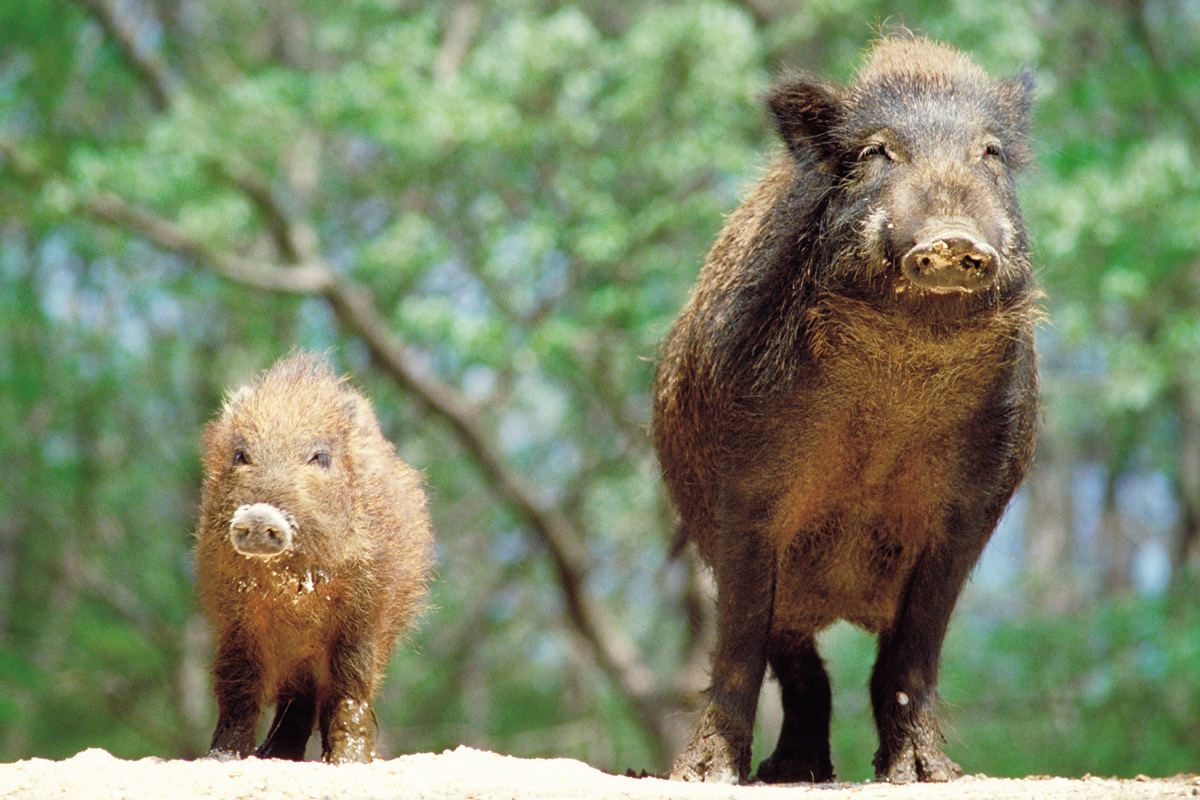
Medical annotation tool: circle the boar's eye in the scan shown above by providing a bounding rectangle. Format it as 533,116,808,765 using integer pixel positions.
309,450,331,469
232,447,249,467
857,142,891,162
983,141,1005,161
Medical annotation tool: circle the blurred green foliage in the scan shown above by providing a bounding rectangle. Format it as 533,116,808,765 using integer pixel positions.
2,0,1199,781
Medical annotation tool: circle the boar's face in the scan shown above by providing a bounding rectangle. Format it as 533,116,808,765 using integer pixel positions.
200,355,364,566
770,37,1034,307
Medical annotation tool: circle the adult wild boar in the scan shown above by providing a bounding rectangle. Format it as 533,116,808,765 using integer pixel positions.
195,353,433,763
653,36,1039,784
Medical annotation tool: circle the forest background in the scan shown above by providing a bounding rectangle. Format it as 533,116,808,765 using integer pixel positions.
2,0,1199,783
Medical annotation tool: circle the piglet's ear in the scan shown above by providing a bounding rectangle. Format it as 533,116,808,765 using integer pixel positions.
767,79,842,158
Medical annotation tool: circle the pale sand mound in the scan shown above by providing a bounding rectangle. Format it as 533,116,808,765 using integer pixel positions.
0,746,1196,799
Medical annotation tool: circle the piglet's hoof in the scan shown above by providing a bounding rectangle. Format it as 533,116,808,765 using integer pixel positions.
670,707,751,783
323,698,376,764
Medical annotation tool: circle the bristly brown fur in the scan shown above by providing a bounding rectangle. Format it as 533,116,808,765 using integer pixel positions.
654,35,1040,785
194,352,434,764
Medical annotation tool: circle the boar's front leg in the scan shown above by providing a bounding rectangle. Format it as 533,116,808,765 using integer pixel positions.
870,509,990,782
207,631,263,759
672,487,776,783
319,635,379,764
756,633,834,783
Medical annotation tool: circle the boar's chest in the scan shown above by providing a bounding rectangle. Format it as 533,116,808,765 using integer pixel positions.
768,296,1013,633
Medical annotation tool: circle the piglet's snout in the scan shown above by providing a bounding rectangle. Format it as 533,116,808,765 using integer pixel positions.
901,231,998,293
229,503,296,557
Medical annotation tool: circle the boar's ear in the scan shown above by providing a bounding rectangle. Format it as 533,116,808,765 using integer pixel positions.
1001,69,1035,128
767,79,841,158
997,69,1035,167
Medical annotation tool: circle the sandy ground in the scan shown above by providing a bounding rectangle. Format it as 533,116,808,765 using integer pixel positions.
0,747,1196,800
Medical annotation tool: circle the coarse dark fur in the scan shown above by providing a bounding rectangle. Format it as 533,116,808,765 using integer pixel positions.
194,352,433,764
653,36,1040,784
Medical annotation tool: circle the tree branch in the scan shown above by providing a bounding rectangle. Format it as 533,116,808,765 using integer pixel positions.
74,0,177,112
74,0,327,267
86,192,332,293
433,2,481,85
1127,0,1200,148
206,159,307,264
729,0,779,27
323,277,673,752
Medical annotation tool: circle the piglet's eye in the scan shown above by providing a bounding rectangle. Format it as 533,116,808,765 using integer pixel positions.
309,451,331,469
232,448,249,466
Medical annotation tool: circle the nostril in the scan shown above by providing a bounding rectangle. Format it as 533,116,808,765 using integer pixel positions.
902,231,999,293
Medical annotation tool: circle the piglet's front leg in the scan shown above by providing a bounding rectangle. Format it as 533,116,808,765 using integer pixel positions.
207,635,263,760
320,635,380,764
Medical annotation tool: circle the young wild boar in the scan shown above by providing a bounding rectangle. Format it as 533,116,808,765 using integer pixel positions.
194,352,433,764
653,36,1039,784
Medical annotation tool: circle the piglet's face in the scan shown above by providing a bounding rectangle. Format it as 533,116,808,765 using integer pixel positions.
214,429,348,560
199,355,363,566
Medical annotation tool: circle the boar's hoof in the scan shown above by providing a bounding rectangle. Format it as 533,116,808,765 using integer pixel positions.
874,740,962,783
901,233,998,294
670,706,751,783
756,752,835,784
229,503,296,557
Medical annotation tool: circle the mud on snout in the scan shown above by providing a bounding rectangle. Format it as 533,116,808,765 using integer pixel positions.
228,502,298,558
901,227,999,294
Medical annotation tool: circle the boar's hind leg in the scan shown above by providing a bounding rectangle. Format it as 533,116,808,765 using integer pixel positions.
671,509,775,783
756,633,834,783
207,636,263,759
257,678,318,760
319,638,378,764
869,522,985,783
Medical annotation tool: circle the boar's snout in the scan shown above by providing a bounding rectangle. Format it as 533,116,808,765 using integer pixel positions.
901,232,998,294
229,503,296,558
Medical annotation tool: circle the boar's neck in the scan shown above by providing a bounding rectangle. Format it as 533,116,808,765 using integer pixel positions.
699,159,835,388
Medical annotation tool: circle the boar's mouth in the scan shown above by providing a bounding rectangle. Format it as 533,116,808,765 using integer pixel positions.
899,230,999,294
229,502,297,558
